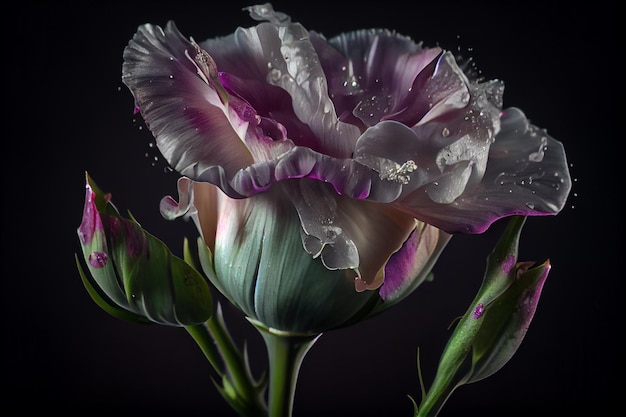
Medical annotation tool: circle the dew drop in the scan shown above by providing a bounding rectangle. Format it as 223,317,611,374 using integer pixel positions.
322,225,342,242
269,68,282,82
354,276,367,292
441,127,450,137
528,136,548,162
88,251,108,268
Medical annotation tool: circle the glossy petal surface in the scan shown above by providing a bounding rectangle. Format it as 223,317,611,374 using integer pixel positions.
123,4,570,238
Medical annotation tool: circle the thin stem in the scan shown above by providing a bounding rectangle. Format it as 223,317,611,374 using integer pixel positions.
185,311,268,417
257,328,320,417
415,380,460,417
414,341,471,417
185,321,223,373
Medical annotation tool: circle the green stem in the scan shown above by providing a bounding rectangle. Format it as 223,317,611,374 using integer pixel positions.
414,341,471,417
415,327,473,417
185,320,223,374
415,379,462,417
185,312,268,417
257,327,320,417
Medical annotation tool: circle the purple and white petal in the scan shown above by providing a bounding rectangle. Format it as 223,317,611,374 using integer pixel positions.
312,29,442,129
392,108,571,233
122,22,256,181
379,223,451,303
201,4,361,158
283,180,416,291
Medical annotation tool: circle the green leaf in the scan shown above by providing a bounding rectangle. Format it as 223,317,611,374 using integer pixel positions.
75,254,150,324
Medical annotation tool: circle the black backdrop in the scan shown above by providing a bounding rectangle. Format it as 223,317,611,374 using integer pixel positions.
6,1,621,415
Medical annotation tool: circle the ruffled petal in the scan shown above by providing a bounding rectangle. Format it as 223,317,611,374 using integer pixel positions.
201,4,361,158
354,120,439,189
483,107,572,215
122,22,255,179
218,71,325,153
160,177,220,252
312,29,442,129
393,107,571,233
186,144,402,201
379,223,451,304
388,51,471,127
283,180,416,291
353,119,491,205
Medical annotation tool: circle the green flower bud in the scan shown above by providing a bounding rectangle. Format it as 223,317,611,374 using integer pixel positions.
76,172,213,326
468,259,550,383
417,216,551,416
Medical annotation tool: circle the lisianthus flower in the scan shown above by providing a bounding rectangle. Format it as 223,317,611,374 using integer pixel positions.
120,3,570,332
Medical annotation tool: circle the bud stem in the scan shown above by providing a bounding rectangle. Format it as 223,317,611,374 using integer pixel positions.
186,311,268,417
415,362,467,417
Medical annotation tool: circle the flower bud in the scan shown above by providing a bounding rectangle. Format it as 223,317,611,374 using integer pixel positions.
417,216,550,415
468,258,550,383
76,172,213,326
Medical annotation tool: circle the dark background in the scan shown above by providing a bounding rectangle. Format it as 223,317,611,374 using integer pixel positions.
5,1,620,416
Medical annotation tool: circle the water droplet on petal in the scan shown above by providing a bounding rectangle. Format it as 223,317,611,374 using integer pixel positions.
269,68,282,82
354,276,367,292
88,251,108,268
528,136,548,162
441,127,450,137
321,225,342,242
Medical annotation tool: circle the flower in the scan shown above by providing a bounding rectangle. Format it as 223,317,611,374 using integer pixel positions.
76,172,214,326
120,3,571,334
